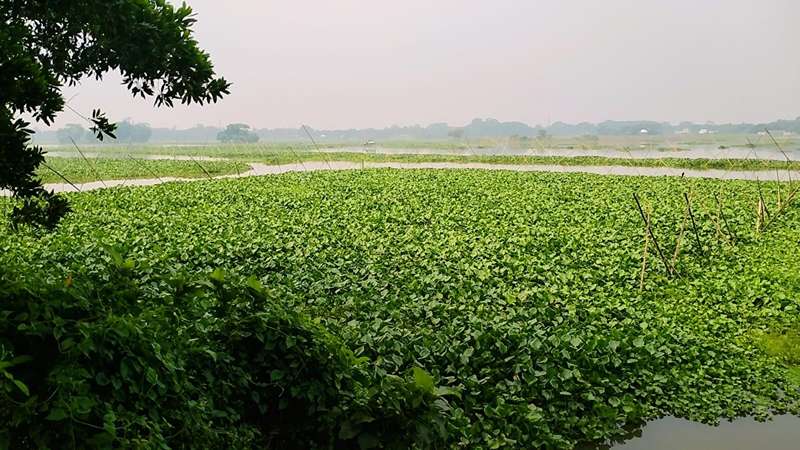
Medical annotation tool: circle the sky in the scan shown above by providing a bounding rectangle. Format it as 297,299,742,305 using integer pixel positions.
50,0,800,129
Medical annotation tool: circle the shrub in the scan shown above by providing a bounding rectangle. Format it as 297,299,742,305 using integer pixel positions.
0,261,448,449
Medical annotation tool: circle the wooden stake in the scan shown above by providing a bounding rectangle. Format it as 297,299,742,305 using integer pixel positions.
684,192,704,256
633,193,674,276
40,161,81,192
640,224,650,291
70,137,106,188
757,180,771,220
714,192,737,244
672,204,688,268
127,155,163,183
756,199,764,234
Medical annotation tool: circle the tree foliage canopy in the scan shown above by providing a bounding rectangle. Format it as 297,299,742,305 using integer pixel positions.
217,123,259,144
55,124,87,145
115,120,152,144
0,0,230,228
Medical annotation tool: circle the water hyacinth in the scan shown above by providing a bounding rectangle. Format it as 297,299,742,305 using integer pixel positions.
1,169,798,448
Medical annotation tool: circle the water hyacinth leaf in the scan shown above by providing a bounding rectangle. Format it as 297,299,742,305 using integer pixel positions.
412,367,435,393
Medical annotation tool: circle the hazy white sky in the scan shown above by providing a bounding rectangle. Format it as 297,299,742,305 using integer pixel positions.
52,0,799,129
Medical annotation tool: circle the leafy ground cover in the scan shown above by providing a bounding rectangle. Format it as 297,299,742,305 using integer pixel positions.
36,157,249,184
245,151,800,172
280,152,800,171
1,169,799,448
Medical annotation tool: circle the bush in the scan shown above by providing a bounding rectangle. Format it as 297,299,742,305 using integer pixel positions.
0,260,449,449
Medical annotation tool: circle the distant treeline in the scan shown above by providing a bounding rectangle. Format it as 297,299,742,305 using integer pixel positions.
34,117,800,144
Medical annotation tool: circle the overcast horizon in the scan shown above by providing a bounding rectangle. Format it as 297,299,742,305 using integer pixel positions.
45,0,800,130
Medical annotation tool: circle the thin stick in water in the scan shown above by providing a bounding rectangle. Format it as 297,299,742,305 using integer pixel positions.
127,155,163,183
633,193,673,276
764,128,793,186
756,179,771,219
188,156,213,180
672,203,689,267
41,161,81,192
301,125,332,170
683,192,704,256
640,226,650,291
286,145,308,172
69,137,106,188
714,192,737,244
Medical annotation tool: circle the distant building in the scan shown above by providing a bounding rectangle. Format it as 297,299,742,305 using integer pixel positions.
640,129,649,134
699,129,709,135
676,128,690,134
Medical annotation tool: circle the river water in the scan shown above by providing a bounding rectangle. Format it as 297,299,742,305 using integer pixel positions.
3,160,799,196
605,415,800,450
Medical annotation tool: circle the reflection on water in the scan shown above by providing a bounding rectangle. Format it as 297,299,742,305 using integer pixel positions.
603,415,800,450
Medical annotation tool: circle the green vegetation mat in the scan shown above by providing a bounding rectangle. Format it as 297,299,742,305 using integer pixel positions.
45,145,800,173
2,169,799,448
37,157,249,184
260,152,800,171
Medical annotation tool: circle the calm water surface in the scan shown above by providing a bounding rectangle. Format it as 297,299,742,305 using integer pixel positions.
604,415,800,450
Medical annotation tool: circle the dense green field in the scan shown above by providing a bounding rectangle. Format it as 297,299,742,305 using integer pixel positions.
2,170,799,448
36,157,249,184
250,152,800,171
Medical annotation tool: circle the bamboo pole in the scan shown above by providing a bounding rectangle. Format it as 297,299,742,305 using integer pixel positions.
672,203,688,268
684,192,704,256
633,193,674,276
640,226,650,291
714,192,737,244
40,161,81,192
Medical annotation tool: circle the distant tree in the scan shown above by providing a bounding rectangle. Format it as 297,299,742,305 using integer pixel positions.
448,128,465,139
218,124,260,143
425,122,450,139
115,121,153,144
537,128,549,140
1,0,229,228
55,124,86,145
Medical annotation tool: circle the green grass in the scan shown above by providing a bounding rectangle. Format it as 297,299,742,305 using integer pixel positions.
3,169,800,447
789,367,800,385
37,157,249,183
759,328,800,388
761,331,800,365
